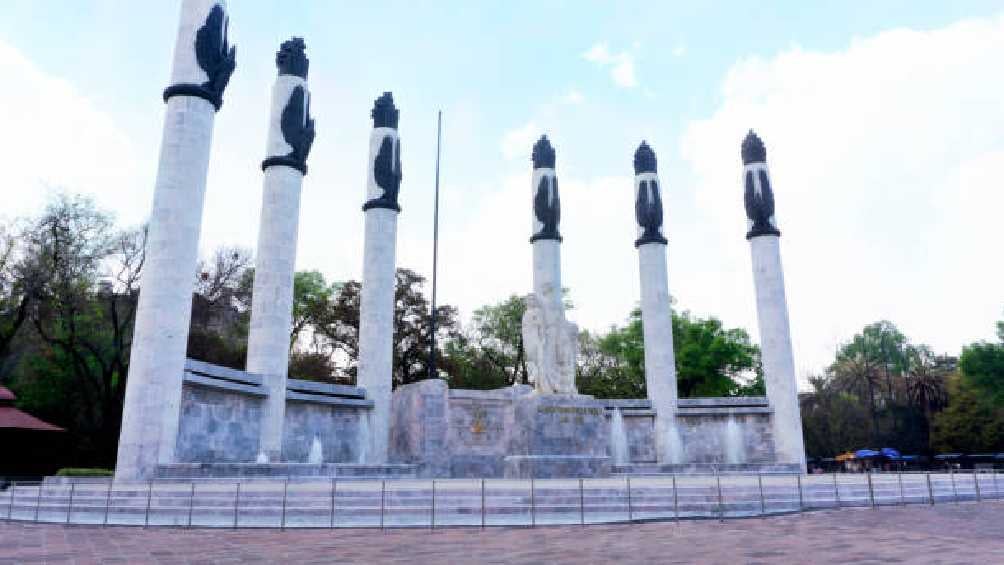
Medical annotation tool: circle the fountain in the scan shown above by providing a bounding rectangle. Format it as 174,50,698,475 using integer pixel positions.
609,408,630,466
255,450,269,464
307,435,324,464
662,419,685,464
724,417,746,465
357,412,371,464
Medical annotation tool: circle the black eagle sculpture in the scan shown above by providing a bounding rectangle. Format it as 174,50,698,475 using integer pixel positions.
164,3,236,110
530,136,561,242
741,130,781,239
276,37,308,79
261,39,314,175
633,142,667,247
365,93,402,211
259,86,314,175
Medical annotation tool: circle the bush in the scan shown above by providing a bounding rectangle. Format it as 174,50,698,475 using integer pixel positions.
55,468,113,477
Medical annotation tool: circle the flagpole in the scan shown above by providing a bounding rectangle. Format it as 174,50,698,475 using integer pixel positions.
429,110,442,379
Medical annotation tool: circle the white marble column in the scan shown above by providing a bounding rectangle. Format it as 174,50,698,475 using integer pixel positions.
524,136,578,395
742,130,806,472
246,39,314,462
357,93,402,463
632,142,680,463
116,0,236,480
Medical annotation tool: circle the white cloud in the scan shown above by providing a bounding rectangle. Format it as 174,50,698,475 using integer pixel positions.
679,15,1004,382
561,89,585,105
500,120,540,161
0,41,147,225
583,42,638,88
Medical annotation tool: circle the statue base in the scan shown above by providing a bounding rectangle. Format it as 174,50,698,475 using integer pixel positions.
504,393,611,478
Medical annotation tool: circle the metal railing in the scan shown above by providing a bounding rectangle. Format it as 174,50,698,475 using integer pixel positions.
1,470,999,529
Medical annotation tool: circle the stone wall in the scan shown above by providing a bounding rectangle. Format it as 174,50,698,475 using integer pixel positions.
176,378,370,464
677,413,775,464
389,380,531,478
176,384,263,463
283,401,366,463
622,413,657,463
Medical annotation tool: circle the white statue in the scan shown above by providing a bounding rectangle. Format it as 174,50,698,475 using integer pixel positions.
521,293,578,395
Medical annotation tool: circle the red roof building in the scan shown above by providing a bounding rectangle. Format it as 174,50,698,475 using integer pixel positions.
0,386,64,432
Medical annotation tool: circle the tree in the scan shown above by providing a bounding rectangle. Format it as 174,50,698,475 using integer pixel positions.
312,268,459,387
445,294,529,388
903,345,952,448
186,246,252,369
804,321,956,455
0,224,32,374
576,326,645,399
673,311,761,397
931,373,1004,453
13,195,144,465
929,315,1004,453
574,308,761,399
800,375,871,458
958,341,1004,403
290,270,337,350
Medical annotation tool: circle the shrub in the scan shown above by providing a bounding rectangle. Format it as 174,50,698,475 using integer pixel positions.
55,468,113,477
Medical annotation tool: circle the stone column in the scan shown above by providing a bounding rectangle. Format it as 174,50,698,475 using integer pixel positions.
632,142,681,463
741,130,806,472
116,0,236,480
523,136,578,396
357,92,402,463
246,38,315,462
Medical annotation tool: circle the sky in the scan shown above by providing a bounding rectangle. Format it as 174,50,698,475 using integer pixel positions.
1,1,1003,387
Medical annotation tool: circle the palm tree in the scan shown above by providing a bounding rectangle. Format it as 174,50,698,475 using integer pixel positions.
830,351,882,442
904,346,953,448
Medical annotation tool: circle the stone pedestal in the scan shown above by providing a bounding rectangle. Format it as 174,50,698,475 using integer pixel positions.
504,394,610,478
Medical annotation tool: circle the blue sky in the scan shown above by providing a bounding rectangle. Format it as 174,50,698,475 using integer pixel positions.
2,1,1003,383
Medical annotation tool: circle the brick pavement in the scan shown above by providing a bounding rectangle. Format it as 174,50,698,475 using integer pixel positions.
1,502,1003,564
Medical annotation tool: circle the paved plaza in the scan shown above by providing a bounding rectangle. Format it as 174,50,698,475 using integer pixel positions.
1,501,1002,564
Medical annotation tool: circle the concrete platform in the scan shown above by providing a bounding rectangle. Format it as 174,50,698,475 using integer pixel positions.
612,463,802,475
156,463,418,479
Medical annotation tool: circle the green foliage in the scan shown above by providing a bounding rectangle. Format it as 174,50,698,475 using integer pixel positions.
446,294,528,388
672,311,760,397
56,468,113,477
299,268,459,387
575,308,761,399
958,341,1004,403
291,270,337,349
931,373,1004,453
804,320,956,456
800,375,872,458
577,327,645,399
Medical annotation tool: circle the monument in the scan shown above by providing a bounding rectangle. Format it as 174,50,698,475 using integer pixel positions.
114,0,805,480
357,92,403,464
246,37,315,463
632,142,682,464
116,0,236,480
